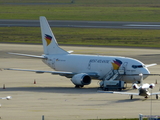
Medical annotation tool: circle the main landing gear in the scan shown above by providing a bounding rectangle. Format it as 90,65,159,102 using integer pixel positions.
130,95,133,100
75,85,84,88
145,96,148,99
156,94,159,99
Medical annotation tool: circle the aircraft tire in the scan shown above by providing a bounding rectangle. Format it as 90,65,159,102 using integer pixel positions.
130,95,133,100
156,94,158,99
75,85,84,88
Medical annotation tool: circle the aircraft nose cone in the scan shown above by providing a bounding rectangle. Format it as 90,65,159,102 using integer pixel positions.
142,68,150,79
144,68,150,74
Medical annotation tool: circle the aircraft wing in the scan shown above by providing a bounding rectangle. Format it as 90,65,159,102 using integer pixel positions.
151,92,160,95
122,74,160,76
98,90,139,95
4,68,74,75
3,68,99,78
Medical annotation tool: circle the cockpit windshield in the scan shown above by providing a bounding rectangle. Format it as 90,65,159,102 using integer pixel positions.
132,65,144,69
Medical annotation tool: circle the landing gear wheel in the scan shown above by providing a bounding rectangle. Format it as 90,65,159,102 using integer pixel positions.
118,88,122,91
75,85,80,88
75,85,84,88
145,96,148,99
80,85,84,88
130,95,133,100
156,94,158,99
103,88,108,91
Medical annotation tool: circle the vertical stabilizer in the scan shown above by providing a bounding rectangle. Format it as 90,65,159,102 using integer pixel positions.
40,16,68,55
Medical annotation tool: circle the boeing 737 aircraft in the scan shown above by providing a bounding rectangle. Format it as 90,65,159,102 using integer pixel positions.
98,74,160,99
4,16,157,88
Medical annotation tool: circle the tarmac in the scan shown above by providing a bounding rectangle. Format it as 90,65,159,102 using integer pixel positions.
1,19,160,29
0,43,160,120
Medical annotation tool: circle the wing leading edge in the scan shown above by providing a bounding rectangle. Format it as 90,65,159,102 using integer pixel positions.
4,68,99,78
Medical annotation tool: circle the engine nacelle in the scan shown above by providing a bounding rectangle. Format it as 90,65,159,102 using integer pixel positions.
71,73,91,86
149,83,155,89
6,96,12,100
132,83,139,89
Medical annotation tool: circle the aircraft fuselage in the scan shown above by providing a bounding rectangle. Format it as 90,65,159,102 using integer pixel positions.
43,54,150,83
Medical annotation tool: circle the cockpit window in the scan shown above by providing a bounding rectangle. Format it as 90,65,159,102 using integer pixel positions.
132,65,143,69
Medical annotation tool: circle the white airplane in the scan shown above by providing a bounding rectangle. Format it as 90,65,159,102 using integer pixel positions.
4,16,157,88
0,96,11,107
0,96,12,100
98,74,160,99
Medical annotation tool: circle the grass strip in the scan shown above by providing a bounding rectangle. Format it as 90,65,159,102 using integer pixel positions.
0,0,160,21
0,27,160,48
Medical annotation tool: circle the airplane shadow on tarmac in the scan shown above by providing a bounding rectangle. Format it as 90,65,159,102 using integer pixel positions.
115,98,159,102
0,86,99,94
115,98,141,102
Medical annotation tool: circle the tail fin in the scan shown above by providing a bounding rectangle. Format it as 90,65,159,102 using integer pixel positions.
40,16,68,55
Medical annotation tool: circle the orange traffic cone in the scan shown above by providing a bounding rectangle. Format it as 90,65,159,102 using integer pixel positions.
34,80,36,84
155,80,158,84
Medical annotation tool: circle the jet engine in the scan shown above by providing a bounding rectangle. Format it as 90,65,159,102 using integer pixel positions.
6,96,12,100
149,83,155,89
132,83,139,89
71,73,91,87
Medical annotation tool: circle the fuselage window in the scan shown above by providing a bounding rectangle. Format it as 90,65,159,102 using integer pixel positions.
132,65,143,69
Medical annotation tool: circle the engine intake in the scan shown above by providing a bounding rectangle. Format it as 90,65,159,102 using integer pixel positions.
71,73,91,86
132,83,139,89
149,83,155,89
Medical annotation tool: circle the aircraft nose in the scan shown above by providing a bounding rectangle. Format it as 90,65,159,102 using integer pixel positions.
142,68,150,79
144,68,150,74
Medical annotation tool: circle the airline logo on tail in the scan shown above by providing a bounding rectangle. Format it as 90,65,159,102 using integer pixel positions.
45,34,52,46
112,59,122,70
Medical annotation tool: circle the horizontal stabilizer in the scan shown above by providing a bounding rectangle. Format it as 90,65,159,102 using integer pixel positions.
145,63,157,67
8,52,46,59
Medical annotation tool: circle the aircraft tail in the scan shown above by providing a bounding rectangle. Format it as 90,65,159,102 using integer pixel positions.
40,16,68,55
